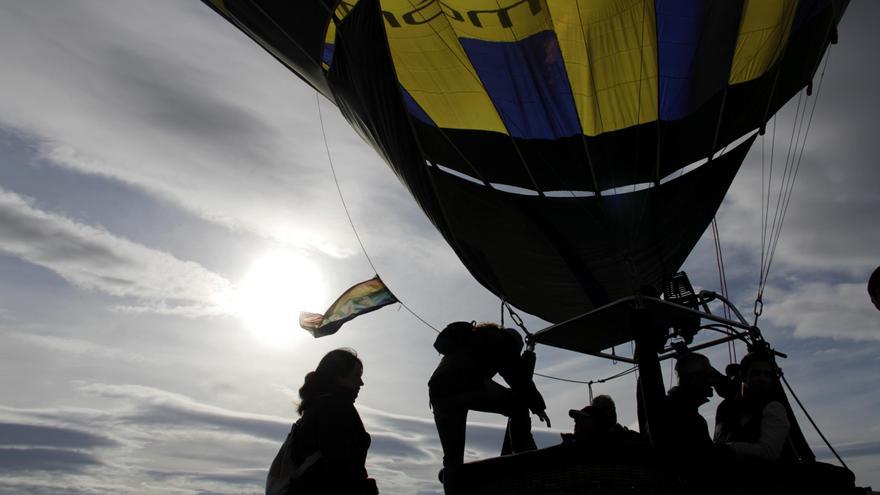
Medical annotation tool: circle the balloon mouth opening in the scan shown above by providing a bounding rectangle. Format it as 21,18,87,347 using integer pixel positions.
429,129,759,199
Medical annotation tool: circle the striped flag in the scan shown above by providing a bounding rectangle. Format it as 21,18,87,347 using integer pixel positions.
299,276,398,338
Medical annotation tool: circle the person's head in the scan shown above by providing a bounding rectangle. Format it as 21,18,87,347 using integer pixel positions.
674,353,714,399
590,395,617,429
297,348,363,415
869,266,880,311
477,322,524,354
569,406,601,440
738,351,776,401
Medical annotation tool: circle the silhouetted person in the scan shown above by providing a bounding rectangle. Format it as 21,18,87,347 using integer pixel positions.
562,405,602,444
429,322,548,494
869,266,880,311
563,395,641,445
714,351,792,463
271,348,377,494
714,363,742,400
658,353,716,463
591,395,643,441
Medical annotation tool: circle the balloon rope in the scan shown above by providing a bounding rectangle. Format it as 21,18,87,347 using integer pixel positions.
536,365,638,387
711,218,735,364
753,0,800,303
315,92,439,333
757,11,838,306
316,92,379,275
780,372,849,471
758,121,767,303
762,91,804,284
763,49,834,290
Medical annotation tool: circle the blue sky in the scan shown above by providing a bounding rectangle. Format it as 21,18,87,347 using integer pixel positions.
0,1,878,493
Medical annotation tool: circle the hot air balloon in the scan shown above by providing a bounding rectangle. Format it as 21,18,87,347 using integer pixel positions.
204,0,864,492
205,0,843,323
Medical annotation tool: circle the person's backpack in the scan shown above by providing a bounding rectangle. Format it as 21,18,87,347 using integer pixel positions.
433,321,475,355
266,421,322,495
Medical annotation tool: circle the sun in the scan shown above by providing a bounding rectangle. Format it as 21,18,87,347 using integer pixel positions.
233,251,327,345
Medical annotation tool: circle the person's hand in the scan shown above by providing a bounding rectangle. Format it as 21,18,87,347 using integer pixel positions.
535,410,551,428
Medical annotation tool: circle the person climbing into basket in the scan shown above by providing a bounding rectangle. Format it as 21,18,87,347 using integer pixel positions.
428,321,549,494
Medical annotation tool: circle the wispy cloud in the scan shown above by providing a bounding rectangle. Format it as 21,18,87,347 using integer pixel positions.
764,282,879,341
0,422,116,450
8,332,154,364
0,187,233,317
0,382,565,495
0,1,411,260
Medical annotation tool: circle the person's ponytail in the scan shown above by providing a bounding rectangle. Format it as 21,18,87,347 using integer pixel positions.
297,370,330,415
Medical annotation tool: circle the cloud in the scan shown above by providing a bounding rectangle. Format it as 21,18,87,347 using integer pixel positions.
0,382,568,494
0,1,418,260
79,383,289,442
0,423,116,450
763,282,879,341
0,187,233,316
0,422,113,476
814,440,880,460
0,448,102,473
8,332,154,364
78,383,447,492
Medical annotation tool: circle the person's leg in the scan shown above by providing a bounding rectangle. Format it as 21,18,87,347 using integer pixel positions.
433,404,467,494
506,403,536,453
469,380,536,454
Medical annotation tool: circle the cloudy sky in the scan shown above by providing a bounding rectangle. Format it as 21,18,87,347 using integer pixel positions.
0,1,878,493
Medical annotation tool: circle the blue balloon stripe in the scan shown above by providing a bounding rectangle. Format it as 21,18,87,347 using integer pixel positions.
656,0,708,120
323,43,335,67
459,31,581,140
656,0,743,121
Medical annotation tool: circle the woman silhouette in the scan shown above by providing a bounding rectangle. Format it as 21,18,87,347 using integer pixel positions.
272,348,377,494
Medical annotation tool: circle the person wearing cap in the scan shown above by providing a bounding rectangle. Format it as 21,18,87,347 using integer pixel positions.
562,395,641,445
428,322,549,494
562,405,603,445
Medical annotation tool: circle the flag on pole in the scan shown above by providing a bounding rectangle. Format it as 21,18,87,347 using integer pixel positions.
299,276,398,338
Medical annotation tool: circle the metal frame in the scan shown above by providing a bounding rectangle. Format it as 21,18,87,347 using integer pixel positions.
534,292,763,362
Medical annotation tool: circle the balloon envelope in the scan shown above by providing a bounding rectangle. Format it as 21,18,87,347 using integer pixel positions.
204,0,847,323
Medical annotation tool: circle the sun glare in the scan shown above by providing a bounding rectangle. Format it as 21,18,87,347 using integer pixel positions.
234,252,327,345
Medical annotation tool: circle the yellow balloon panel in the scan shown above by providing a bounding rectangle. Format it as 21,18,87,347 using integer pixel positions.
326,1,661,136
547,0,658,136
380,0,507,134
729,0,798,85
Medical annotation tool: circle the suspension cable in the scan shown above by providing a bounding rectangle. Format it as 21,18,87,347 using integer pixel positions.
763,49,834,288
316,92,438,333
779,373,849,471
535,365,639,394
756,20,836,313
317,92,378,275
711,218,735,363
